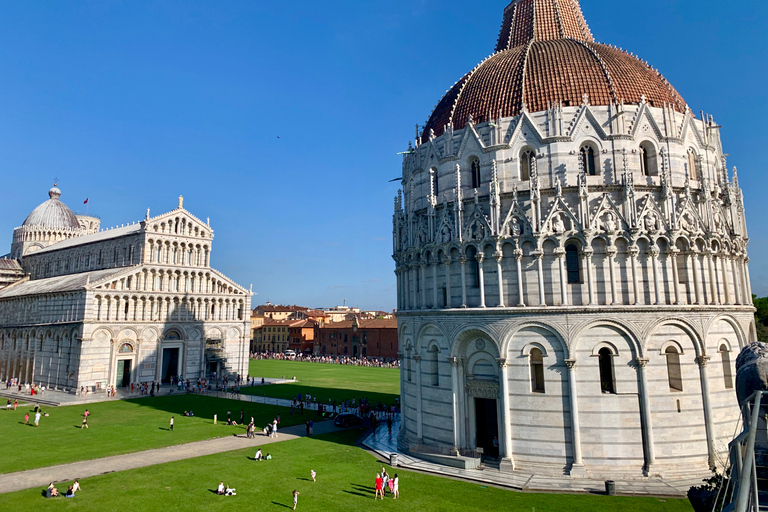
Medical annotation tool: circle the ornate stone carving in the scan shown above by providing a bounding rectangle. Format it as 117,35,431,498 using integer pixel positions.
466,380,499,399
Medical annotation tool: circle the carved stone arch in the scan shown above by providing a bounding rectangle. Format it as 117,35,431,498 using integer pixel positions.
416,322,449,353
500,320,568,358
451,326,500,358
571,318,642,359
163,326,185,341
703,314,747,351
642,317,704,357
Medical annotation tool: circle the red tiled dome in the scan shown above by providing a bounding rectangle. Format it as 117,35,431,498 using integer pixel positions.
421,0,686,140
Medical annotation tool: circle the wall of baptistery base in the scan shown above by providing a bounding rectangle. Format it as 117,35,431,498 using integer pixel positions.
397,306,753,479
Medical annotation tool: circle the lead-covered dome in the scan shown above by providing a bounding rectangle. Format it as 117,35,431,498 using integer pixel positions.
422,0,686,140
22,185,81,230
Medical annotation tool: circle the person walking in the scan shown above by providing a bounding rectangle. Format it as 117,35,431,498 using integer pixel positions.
169,416,174,431
292,489,300,510
392,474,399,499
23,412,29,425
13,399,18,410
34,411,41,427
310,470,316,482
81,414,89,429
272,418,278,438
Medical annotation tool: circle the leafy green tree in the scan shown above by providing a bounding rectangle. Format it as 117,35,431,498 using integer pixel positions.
753,295,768,342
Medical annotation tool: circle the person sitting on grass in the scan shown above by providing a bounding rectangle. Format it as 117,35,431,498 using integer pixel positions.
254,449,263,461
265,453,272,460
225,485,236,496
217,482,225,495
48,483,59,497
72,480,81,493
65,485,75,498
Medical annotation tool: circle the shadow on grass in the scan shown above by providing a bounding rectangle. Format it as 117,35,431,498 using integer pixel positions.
342,490,370,498
240,384,398,406
271,501,293,509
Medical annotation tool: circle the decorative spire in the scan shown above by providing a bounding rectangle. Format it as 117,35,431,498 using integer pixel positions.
178,195,184,210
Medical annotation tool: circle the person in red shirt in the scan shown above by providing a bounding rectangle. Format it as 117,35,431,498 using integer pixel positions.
374,473,384,500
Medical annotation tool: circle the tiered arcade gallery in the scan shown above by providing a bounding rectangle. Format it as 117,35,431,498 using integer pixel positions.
393,0,755,480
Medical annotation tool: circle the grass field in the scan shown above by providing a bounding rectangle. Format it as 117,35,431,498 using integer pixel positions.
0,429,693,512
244,359,400,406
0,394,298,474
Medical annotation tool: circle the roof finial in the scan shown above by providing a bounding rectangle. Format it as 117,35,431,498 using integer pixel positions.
178,195,184,209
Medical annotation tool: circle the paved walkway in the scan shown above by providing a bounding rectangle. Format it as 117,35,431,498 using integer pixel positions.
362,419,701,498
0,420,337,494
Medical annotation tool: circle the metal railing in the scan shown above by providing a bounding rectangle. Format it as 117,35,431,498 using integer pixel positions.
723,390,767,512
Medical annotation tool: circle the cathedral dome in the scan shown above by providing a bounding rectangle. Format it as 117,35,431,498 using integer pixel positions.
22,185,81,230
422,0,686,140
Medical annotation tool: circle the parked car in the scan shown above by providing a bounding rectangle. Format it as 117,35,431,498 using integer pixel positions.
334,412,363,428
283,350,296,357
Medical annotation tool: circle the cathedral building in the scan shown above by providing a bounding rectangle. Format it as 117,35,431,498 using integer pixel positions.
0,186,250,391
393,0,755,480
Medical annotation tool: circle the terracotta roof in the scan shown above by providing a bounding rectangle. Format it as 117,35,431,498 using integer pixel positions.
320,318,397,330
421,0,686,140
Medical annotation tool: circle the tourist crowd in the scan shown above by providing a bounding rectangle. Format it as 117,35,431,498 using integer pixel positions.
251,352,399,368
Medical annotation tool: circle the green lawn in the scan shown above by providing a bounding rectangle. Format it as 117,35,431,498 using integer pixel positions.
0,394,298,474
1,429,692,512
244,359,400,406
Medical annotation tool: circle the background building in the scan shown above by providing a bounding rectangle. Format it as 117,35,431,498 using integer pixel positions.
317,317,398,359
394,0,755,480
0,187,251,391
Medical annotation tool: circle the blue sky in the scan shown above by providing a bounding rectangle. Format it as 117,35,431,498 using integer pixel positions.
0,0,765,311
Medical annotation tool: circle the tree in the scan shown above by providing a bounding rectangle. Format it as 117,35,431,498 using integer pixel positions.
753,295,768,343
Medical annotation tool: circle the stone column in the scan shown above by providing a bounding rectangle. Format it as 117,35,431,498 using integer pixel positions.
497,358,514,470
670,248,681,305
584,248,595,306
420,263,428,309
744,257,753,302
606,247,617,305
635,358,656,474
649,246,661,305
564,359,586,476
731,257,742,305
514,250,525,307
534,251,546,306
413,354,423,440
691,251,702,305
431,259,438,308
476,253,486,308
629,246,640,305
449,356,461,454
444,258,453,309
459,257,468,308
556,248,568,306
697,355,717,469
706,252,719,305
721,254,732,305
494,252,505,307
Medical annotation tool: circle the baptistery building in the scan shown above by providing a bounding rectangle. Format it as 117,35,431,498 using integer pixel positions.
394,0,755,479
0,186,251,392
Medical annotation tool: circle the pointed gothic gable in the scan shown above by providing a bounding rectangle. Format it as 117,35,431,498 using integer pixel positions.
505,111,545,147
456,121,486,159
500,199,533,237
567,104,609,140
541,195,581,234
636,194,669,233
675,194,707,236
628,102,665,141
463,200,492,241
589,193,629,232
435,205,456,243
678,110,706,148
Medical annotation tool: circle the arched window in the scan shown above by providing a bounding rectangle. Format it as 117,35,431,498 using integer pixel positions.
520,150,533,181
687,149,698,181
639,143,657,176
665,346,683,392
580,145,596,176
430,168,439,198
598,347,616,394
565,244,581,284
720,344,734,389
470,158,481,188
429,345,439,386
530,347,545,393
